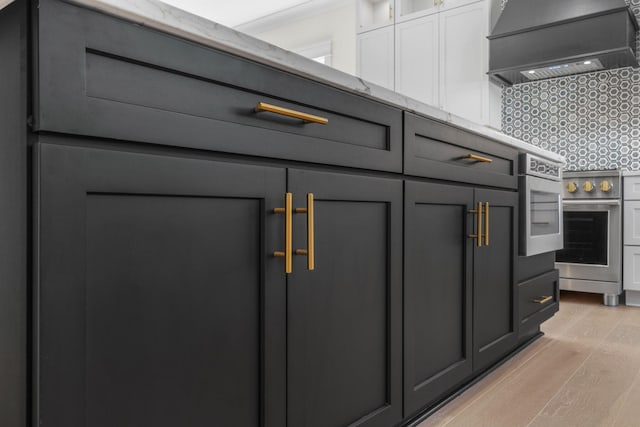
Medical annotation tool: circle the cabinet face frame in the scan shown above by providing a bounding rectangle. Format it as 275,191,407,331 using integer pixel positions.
34,141,287,427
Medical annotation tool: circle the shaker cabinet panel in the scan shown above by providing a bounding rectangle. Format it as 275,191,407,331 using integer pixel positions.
37,0,402,172
357,26,395,90
404,112,518,189
395,15,439,106
624,246,640,291
35,142,287,427
287,170,403,427
473,189,518,372
439,1,489,124
404,181,474,416
625,201,640,246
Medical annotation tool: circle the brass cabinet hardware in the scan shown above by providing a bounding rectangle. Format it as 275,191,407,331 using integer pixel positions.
388,3,393,19
256,102,329,125
273,192,293,274
567,181,578,193
463,154,493,163
295,193,315,270
484,202,489,246
534,295,553,304
468,201,483,247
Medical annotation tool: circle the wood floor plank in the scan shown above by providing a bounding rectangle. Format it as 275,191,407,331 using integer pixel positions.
612,368,640,427
528,322,640,427
429,299,623,427
417,337,552,427
419,295,597,427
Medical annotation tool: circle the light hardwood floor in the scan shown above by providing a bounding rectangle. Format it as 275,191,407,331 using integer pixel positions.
418,291,640,427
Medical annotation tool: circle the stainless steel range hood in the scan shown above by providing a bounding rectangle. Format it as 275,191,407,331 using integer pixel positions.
488,0,639,85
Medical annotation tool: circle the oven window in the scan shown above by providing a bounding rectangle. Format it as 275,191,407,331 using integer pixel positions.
530,190,560,236
556,211,608,265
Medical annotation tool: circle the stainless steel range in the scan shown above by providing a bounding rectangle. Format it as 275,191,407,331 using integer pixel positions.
555,170,622,306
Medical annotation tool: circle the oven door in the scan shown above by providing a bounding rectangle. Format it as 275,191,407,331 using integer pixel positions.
519,175,563,256
556,200,621,283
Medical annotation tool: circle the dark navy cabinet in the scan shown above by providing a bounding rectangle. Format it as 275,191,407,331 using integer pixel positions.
404,183,519,417
404,182,474,417
35,142,403,427
0,0,559,426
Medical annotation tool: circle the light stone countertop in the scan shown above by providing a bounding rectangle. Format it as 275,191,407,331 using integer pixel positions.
66,0,565,164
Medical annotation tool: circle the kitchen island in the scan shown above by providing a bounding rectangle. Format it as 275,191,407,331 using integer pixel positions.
0,1,562,426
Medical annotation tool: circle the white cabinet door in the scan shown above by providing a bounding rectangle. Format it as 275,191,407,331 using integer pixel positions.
439,1,488,124
625,201,640,246
357,26,395,90
625,246,640,291
624,177,640,201
395,15,439,106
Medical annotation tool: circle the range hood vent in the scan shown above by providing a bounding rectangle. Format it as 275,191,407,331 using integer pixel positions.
489,0,639,85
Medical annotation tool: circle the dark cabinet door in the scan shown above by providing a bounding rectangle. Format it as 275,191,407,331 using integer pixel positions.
473,189,519,372
36,142,286,427
403,181,474,417
287,170,403,427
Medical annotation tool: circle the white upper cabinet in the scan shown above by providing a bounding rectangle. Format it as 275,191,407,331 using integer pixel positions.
397,0,439,21
439,0,483,12
395,14,439,105
396,0,482,21
357,0,395,33
439,1,489,124
356,0,500,126
357,26,395,90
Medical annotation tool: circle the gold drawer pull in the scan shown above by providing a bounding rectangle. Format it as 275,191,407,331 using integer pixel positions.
273,193,293,274
534,295,553,305
256,102,329,125
464,154,493,163
295,193,315,270
468,201,483,248
484,202,489,246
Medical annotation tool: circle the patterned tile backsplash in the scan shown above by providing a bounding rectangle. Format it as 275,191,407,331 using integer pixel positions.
500,0,640,171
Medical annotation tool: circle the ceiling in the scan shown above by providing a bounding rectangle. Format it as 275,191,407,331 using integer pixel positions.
159,0,314,27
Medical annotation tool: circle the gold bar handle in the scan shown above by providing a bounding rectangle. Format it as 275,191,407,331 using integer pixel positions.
534,295,553,305
273,192,293,274
295,193,315,270
256,102,329,125
484,202,489,246
464,154,493,163
468,201,483,247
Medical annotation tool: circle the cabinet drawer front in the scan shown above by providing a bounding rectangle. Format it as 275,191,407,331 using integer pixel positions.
404,113,518,188
36,0,402,172
518,270,559,324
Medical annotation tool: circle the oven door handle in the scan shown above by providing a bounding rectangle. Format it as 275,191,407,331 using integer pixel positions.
563,200,620,206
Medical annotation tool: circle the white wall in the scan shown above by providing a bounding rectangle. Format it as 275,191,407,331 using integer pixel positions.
247,2,357,76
